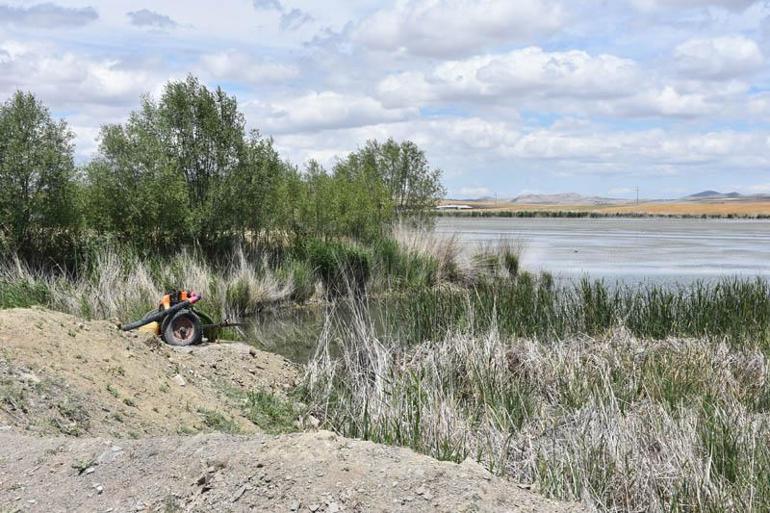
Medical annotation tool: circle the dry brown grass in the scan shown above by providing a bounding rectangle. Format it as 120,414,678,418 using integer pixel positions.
441,199,770,216
605,201,770,216
306,317,770,513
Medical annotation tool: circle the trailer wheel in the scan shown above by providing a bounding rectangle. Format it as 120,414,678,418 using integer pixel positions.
163,310,202,346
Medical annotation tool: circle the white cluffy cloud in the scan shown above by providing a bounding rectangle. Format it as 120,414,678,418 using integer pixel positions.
631,0,757,11
199,51,300,84
354,0,564,57
0,41,154,106
674,36,763,79
378,47,640,106
127,9,177,29
0,2,98,28
251,91,416,133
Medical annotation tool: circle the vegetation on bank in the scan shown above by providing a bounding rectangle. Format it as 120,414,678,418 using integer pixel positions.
304,315,770,513
378,275,770,347
0,76,444,269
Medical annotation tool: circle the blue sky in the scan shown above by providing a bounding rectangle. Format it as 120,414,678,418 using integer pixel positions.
2,0,770,199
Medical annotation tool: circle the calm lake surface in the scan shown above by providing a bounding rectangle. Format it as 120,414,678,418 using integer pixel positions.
436,217,770,284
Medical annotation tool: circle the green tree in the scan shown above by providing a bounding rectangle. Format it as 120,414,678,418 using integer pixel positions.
0,91,77,256
372,138,445,216
331,147,393,241
82,98,191,250
84,75,287,251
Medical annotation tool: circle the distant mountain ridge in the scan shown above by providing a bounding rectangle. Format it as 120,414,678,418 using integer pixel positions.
683,191,769,201
511,193,624,205
686,191,743,200
446,190,770,204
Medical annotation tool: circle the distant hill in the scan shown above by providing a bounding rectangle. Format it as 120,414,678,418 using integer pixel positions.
683,191,768,201
688,190,725,199
511,193,624,205
686,190,744,200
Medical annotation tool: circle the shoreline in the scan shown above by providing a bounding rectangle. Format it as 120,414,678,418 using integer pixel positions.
434,210,770,220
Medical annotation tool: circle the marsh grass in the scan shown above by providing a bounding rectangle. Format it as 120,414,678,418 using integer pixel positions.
304,308,770,512
0,258,49,308
377,275,770,347
0,247,304,322
470,238,523,280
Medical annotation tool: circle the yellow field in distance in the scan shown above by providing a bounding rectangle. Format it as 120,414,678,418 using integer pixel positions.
440,199,770,217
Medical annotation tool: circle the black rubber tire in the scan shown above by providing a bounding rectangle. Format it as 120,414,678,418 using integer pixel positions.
163,310,202,346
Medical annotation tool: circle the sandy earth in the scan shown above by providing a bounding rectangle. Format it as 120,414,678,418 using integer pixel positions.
0,431,584,513
0,308,584,513
0,307,298,437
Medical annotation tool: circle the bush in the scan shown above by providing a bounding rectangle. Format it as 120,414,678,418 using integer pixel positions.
280,259,317,303
372,238,439,289
0,279,49,309
300,238,372,297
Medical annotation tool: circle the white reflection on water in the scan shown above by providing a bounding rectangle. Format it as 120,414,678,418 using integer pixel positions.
436,217,770,284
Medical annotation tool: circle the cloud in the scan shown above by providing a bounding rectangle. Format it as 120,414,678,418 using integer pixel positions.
631,0,757,11
271,115,770,179
376,45,758,120
253,0,282,9
127,9,177,29
252,0,313,31
0,2,97,28
199,51,300,83
674,36,763,79
746,183,770,193
354,0,564,58
280,8,313,30
377,47,641,106
252,91,416,133
454,186,493,198
0,41,156,107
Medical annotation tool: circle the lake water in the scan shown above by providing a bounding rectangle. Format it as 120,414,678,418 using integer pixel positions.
436,217,770,284
248,217,770,363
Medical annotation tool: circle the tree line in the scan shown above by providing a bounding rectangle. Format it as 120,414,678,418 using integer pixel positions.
0,75,444,266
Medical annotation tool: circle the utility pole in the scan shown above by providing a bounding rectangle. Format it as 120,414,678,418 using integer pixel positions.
636,186,639,205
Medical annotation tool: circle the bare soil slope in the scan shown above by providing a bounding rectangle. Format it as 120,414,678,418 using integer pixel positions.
0,430,582,513
0,307,298,437
0,308,584,513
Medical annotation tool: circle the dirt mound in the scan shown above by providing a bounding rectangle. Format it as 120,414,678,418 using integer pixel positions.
0,308,582,513
0,308,298,437
0,430,582,513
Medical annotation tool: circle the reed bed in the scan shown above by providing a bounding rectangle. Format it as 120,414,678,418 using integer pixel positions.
304,307,770,513
378,276,770,348
0,248,301,322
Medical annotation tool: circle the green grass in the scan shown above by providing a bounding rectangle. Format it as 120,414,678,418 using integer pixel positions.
197,408,240,433
243,390,299,434
0,279,49,309
376,275,770,348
